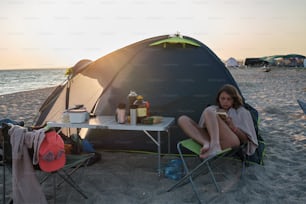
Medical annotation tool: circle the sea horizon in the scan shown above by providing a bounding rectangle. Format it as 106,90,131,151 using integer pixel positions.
0,68,66,96
0,67,66,71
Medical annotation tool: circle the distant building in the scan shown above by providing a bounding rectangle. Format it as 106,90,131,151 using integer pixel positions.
244,58,268,67
245,54,305,67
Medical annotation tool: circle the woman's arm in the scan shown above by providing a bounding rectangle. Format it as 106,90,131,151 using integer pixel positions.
225,117,249,143
227,107,258,155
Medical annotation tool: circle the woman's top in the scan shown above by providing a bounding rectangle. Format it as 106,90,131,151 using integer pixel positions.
199,105,258,155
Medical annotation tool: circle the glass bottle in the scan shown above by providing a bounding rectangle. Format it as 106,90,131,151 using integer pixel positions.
127,91,138,108
133,95,147,123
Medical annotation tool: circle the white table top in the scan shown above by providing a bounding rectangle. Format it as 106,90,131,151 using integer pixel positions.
47,115,175,131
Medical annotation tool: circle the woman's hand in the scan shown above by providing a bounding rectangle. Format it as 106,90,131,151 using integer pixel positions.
225,116,248,142
225,116,236,131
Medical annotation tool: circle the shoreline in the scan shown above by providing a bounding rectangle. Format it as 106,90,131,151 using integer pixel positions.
0,87,56,126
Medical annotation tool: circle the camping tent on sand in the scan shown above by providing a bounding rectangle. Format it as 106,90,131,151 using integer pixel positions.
35,34,245,153
225,57,239,67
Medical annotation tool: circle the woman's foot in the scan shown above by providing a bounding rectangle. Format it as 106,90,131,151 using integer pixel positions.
200,145,222,159
200,144,210,157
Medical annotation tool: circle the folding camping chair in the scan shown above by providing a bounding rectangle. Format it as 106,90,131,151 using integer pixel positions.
167,138,246,204
39,152,95,203
1,124,95,204
1,122,16,204
297,99,306,114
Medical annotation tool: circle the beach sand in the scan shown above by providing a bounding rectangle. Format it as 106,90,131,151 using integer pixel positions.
1,67,306,203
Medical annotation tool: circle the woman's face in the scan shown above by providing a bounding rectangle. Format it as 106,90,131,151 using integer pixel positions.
219,91,234,110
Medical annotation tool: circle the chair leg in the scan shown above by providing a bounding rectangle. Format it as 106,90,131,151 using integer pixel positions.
2,164,13,204
53,172,56,204
40,168,88,202
40,173,52,184
56,171,88,199
167,142,203,204
241,153,246,179
166,142,192,191
3,160,6,204
167,141,228,203
179,142,203,203
206,162,220,192
55,156,90,199
56,161,85,188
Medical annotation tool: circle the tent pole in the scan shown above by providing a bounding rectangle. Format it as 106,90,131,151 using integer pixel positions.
65,79,71,110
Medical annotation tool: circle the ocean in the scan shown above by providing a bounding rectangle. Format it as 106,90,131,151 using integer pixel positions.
0,68,67,95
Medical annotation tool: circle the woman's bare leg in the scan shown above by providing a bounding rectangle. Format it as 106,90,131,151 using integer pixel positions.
178,110,242,159
200,108,222,158
178,115,210,153
201,111,241,158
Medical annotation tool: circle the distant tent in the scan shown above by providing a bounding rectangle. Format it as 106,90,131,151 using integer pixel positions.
35,34,247,153
225,57,239,67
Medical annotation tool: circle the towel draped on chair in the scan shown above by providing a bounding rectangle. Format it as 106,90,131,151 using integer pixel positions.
8,125,48,204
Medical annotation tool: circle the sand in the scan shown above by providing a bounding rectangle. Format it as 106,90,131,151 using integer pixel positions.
1,67,306,203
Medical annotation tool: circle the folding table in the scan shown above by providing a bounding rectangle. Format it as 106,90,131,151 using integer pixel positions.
47,116,175,175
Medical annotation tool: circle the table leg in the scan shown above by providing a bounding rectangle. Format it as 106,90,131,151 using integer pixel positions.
167,130,171,154
143,130,161,176
3,158,5,203
158,131,161,176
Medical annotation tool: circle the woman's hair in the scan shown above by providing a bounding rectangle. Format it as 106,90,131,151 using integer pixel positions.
216,84,243,109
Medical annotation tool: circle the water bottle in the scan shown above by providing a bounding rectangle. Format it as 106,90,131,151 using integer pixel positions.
164,159,184,180
129,105,137,125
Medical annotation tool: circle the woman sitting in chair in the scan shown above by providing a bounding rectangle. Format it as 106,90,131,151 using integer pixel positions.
178,84,258,159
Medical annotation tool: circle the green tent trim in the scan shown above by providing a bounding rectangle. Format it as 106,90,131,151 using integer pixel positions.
149,36,201,48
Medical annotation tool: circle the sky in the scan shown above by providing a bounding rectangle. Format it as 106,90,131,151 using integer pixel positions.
0,0,306,69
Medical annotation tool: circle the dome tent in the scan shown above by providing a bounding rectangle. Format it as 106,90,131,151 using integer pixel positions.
35,34,246,153
225,57,239,67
